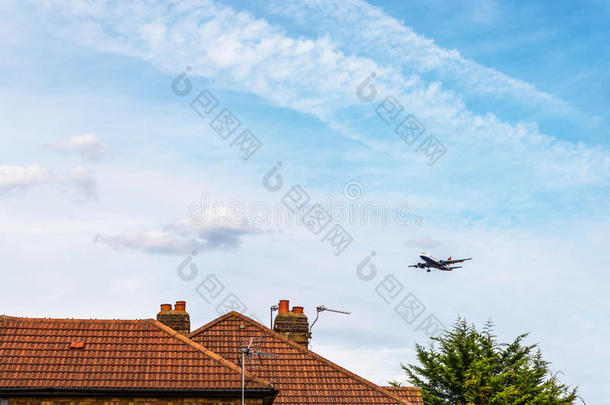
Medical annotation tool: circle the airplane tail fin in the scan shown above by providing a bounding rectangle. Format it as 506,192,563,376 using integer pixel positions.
447,257,451,261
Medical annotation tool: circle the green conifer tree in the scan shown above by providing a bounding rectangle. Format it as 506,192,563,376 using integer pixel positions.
394,318,577,404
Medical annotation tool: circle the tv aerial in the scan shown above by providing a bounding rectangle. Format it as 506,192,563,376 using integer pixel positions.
269,304,279,329
238,337,279,405
309,305,351,333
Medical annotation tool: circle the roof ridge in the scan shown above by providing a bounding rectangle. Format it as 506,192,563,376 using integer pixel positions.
0,316,150,323
151,319,273,390
191,312,411,405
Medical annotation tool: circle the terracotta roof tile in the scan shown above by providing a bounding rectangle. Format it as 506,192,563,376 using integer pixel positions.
382,387,424,405
0,315,272,391
190,312,416,405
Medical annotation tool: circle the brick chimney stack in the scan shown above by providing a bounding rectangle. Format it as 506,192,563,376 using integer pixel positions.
273,299,310,346
157,301,190,336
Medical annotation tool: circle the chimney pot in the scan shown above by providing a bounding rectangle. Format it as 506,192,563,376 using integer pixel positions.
273,300,309,346
278,299,289,314
157,300,190,336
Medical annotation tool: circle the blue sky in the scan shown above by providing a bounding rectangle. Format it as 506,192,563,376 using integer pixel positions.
1,0,609,402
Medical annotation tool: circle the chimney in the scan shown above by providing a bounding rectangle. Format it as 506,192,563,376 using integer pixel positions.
156,301,190,336
273,300,310,346
278,299,289,314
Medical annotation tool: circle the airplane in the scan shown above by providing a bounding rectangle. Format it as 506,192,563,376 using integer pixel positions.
409,252,472,272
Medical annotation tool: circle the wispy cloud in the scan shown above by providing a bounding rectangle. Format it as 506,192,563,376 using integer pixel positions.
0,164,53,190
27,0,610,188
0,164,96,199
95,216,261,255
47,133,109,161
266,0,595,124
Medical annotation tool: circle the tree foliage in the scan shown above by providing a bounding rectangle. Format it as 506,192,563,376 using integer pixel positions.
397,318,577,404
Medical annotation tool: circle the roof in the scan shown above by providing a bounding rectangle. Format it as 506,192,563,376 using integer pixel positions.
189,311,414,405
0,315,273,393
382,387,424,405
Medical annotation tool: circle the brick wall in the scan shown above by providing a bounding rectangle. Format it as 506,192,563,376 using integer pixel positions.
273,312,310,346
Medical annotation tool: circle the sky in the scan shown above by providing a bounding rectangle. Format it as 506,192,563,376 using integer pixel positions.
0,0,608,402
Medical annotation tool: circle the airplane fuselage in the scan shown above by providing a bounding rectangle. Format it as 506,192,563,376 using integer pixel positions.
420,253,448,270
409,252,470,272
421,253,439,265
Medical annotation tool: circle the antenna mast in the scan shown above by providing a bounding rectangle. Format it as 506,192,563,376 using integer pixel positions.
238,337,279,405
309,305,351,333
270,304,278,329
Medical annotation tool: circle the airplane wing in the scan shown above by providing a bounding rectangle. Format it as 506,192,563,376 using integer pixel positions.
440,266,462,271
408,264,420,268
448,266,462,270
445,258,471,264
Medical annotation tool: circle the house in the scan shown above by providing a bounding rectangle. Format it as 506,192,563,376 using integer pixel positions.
0,300,423,405
0,311,276,405
190,300,423,405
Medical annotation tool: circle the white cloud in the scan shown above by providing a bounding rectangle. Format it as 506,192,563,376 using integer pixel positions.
0,164,96,199
95,215,261,255
27,0,610,188
267,0,593,123
0,164,53,190
58,165,97,199
47,133,109,161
